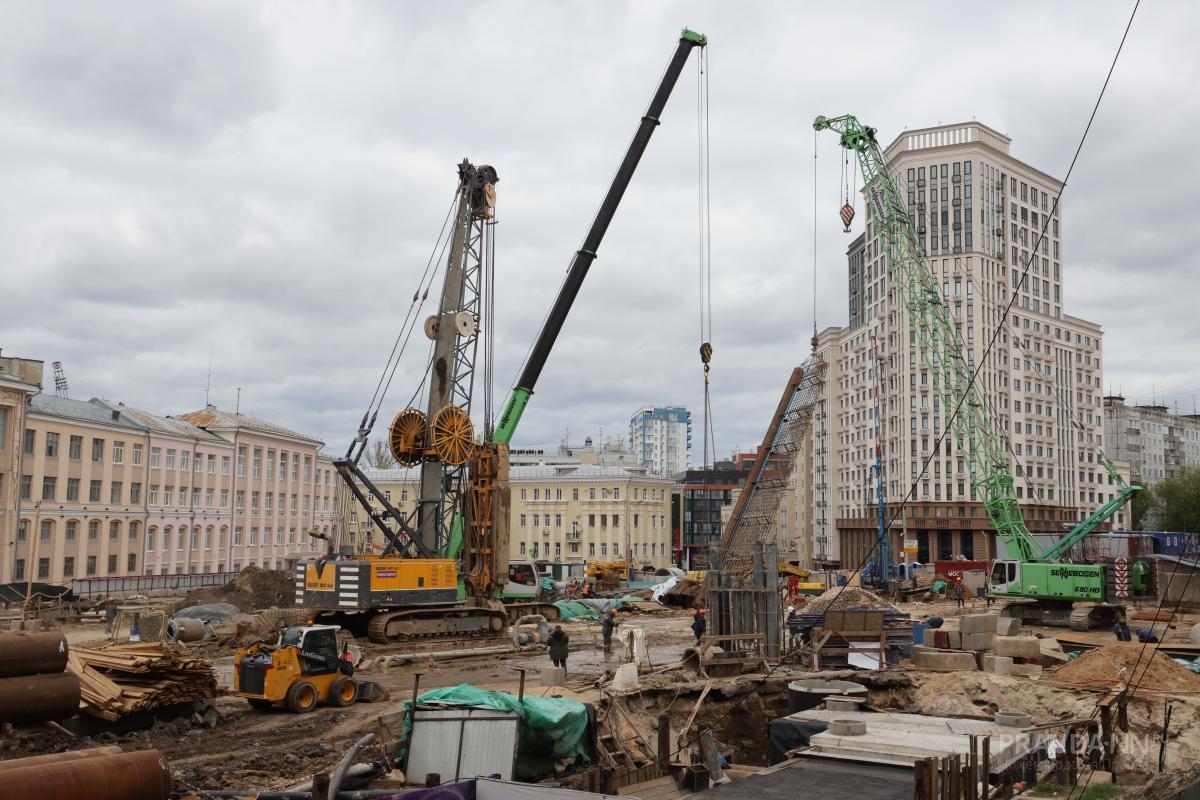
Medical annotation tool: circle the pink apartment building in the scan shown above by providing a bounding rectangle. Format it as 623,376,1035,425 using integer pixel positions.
174,406,340,573
0,353,341,583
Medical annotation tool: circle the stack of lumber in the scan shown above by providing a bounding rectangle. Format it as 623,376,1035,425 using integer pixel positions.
67,643,218,720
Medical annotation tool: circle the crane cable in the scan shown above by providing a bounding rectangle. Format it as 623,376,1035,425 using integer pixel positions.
350,187,460,459
696,44,716,470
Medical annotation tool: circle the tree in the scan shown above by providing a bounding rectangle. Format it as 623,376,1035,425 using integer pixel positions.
1130,484,1155,530
369,439,396,470
1148,468,1200,534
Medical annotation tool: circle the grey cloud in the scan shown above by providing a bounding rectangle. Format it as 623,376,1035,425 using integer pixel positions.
1,1,1196,461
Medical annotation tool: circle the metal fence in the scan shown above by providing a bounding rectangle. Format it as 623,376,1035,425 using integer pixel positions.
70,572,239,598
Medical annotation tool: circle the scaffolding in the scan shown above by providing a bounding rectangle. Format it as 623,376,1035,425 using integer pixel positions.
718,355,826,572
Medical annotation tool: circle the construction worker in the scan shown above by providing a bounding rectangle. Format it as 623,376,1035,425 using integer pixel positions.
1113,614,1132,642
691,608,707,645
954,578,965,609
548,625,570,673
103,596,118,634
601,608,619,652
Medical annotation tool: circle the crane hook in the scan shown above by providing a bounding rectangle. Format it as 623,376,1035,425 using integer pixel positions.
840,203,855,233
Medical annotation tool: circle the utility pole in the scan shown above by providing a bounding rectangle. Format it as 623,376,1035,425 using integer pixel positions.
23,501,42,622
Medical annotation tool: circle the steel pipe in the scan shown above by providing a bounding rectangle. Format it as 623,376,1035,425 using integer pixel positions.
0,745,123,772
0,748,171,800
0,630,69,677
0,671,81,724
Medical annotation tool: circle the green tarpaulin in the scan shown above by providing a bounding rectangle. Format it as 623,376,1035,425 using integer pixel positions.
401,684,593,780
553,600,599,620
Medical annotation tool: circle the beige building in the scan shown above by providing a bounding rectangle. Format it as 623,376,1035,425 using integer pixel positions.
341,463,675,569
0,356,44,581
1103,395,1200,488
793,121,1123,570
8,392,151,583
0,352,341,584
176,406,341,573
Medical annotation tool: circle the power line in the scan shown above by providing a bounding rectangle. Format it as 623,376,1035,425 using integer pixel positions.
602,2,1143,787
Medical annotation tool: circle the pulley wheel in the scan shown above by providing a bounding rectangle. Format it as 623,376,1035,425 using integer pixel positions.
431,405,476,466
388,407,427,466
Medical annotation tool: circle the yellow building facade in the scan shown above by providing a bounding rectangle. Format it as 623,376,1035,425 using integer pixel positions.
341,464,676,569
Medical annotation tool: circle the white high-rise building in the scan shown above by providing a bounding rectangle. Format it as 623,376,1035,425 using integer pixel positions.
629,405,691,477
793,121,1124,570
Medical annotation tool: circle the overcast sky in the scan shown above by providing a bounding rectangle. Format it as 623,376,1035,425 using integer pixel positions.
2,1,1196,460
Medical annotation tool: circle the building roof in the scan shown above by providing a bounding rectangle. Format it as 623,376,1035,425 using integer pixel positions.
92,400,227,443
28,395,145,431
176,405,322,445
359,466,419,482
510,464,662,481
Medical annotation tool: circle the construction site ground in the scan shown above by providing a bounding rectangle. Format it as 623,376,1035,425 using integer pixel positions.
7,596,1200,797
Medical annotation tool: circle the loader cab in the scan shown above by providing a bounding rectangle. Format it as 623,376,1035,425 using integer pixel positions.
278,625,341,675
990,560,1021,594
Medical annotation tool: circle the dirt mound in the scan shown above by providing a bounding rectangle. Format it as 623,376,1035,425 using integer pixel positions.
805,585,899,616
1051,645,1200,692
178,567,294,613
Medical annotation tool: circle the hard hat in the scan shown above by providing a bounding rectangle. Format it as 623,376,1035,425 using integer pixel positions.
699,609,706,616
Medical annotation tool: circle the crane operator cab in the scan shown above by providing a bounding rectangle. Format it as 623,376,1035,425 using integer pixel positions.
990,561,1020,594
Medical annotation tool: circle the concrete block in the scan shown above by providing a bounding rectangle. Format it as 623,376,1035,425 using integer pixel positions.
611,663,639,690
995,711,1032,728
992,635,1042,659
962,631,994,651
960,614,998,634
912,648,978,671
1039,638,1070,664
983,655,1014,675
1010,662,1043,678
1089,770,1113,785
996,616,1022,636
946,630,962,649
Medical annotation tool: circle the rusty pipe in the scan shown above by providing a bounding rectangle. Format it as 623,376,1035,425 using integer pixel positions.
0,748,171,800
0,745,123,772
0,630,69,677
0,671,81,724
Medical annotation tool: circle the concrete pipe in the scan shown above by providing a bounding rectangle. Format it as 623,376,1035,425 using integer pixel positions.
827,719,868,736
0,630,68,677
0,748,171,800
0,746,123,772
174,617,206,643
0,671,81,725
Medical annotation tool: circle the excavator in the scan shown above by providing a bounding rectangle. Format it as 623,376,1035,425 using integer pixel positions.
296,29,708,644
814,114,1149,629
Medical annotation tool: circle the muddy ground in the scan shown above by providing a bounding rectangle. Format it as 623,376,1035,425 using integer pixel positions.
7,594,1200,796
2,609,698,792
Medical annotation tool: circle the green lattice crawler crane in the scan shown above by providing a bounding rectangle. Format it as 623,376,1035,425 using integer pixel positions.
814,114,1147,630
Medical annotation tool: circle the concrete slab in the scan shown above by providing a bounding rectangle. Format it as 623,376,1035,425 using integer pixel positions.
962,631,994,651
983,654,1014,675
960,614,998,634
784,708,1037,771
993,635,1042,659
996,616,1022,636
912,648,977,670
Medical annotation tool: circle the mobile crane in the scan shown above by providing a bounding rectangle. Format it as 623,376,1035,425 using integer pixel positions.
814,114,1146,629
297,29,708,643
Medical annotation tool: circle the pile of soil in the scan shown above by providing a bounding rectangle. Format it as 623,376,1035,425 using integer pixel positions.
1051,645,1200,692
178,567,294,613
805,585,900,616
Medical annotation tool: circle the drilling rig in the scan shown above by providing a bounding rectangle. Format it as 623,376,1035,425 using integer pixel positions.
297,29,708,644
